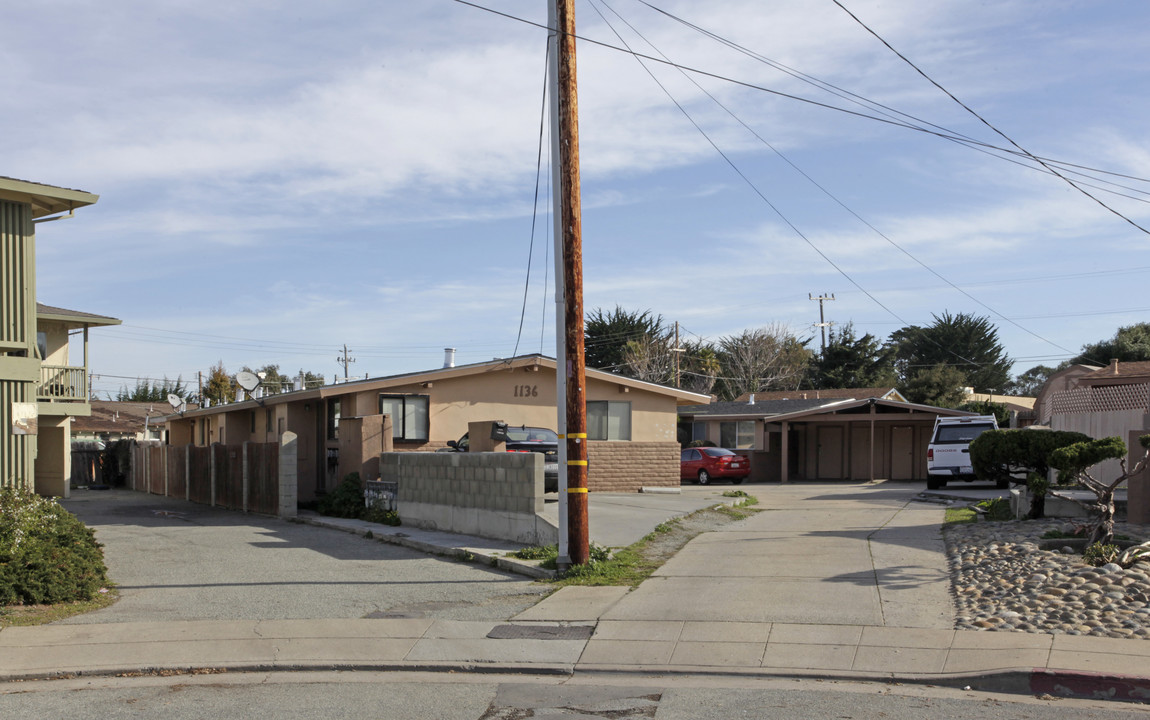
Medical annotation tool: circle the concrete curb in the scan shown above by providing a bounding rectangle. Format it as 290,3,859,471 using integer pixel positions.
293,514,557,580
8,657,1148,704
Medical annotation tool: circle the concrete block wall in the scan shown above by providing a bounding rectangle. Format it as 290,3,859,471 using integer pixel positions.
587,441,680,493
382,451,557,545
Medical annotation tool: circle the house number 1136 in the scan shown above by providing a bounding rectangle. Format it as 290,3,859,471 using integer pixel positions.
514,384,538,398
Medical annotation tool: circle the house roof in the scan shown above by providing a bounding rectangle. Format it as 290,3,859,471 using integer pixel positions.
36,303,121,327
72,401,169,434
680,398,839,418
680,396,976,422
0,176,99,219
732,387,905,403
1078,359,1150,385
164,354,712,420
964,391,1036,412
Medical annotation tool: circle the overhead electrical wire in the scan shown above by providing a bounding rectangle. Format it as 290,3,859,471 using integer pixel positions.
830,0,1150,236
452,0,1150,204
596,0,1077,359
512,41,553,358
586,0,992,371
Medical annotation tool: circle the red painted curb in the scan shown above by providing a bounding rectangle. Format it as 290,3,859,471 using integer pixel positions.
1030,669,1150,702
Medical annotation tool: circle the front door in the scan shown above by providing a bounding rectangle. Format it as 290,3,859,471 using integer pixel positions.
891,426,915,480
817,426,844,479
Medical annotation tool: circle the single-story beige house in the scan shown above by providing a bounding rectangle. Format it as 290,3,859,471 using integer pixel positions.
162,354,709,498
678,394,975,483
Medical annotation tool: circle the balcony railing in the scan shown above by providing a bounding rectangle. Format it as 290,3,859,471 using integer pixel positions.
39,365,88,402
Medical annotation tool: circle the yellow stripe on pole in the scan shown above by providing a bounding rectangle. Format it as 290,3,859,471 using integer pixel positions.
567,460,588,466
567,487,588,493
567,433,587,439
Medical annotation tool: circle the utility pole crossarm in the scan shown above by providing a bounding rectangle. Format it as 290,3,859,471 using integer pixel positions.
809,293,835,352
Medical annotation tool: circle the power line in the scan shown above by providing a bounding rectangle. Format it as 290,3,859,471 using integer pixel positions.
830,0,1150,236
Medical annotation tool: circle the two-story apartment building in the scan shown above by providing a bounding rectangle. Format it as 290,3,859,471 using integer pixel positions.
1,176,120,497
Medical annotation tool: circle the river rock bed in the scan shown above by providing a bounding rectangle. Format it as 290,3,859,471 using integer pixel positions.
944,518,1150,638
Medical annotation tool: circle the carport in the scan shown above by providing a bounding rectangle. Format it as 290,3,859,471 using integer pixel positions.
680,397,975,483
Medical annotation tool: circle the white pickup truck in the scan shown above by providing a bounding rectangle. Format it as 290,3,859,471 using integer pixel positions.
925,415,998,490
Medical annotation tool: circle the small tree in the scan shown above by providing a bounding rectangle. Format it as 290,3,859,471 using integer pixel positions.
202,361,235,405
969,429,1091,518
1050,435,1150,546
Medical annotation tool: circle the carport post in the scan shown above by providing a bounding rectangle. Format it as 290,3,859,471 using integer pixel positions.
242,441,250,513
210,443,217,507
780,421,789,484
869,401,876,483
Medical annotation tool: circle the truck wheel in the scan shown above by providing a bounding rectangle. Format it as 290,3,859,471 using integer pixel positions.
927,477,945,490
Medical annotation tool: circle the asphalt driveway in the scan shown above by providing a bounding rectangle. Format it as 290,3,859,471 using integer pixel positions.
58,489,550,624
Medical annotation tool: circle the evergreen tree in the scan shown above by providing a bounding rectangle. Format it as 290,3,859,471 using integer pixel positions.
889,312,1012,393
809,323,897,389
584,306,667,374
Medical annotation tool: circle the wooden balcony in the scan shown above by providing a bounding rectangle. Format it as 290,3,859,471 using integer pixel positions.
39,364,88,402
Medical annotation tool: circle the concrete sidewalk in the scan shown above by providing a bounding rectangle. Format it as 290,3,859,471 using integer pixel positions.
4,482,1149,702
3,612,1150,701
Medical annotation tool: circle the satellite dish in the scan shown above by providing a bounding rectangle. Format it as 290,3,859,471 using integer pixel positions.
167,394,184,411
235,371,261,393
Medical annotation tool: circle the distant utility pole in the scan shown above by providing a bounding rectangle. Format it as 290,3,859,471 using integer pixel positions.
672,320,686,388
336,344,356,379
809,293,835,352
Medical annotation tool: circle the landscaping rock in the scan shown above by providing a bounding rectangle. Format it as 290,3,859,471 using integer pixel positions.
945,518,1150,638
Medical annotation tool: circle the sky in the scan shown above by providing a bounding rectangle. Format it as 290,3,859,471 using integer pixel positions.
6,0,1150,397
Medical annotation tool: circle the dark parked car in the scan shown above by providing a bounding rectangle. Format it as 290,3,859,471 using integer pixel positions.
680,447,749,485
444,426,559,493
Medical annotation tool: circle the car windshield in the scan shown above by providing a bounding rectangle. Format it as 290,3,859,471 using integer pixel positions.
506,427,558,443
702,448,737,457
935,424,995,443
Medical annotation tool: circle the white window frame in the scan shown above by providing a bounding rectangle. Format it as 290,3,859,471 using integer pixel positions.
719,420,755,449
587,400,631,441
379,394,430,442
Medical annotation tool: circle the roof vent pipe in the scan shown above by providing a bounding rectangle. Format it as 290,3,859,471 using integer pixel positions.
444,347,456,368
748,394,754,404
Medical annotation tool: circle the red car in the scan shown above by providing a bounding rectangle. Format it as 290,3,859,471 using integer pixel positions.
680,447,749,485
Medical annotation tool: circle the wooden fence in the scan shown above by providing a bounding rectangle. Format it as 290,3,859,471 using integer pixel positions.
129,442,281,516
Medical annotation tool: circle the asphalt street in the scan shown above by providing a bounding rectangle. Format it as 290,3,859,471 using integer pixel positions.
2,671,1146,719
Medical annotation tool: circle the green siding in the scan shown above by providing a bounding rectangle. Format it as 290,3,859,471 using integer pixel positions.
1,199,37,490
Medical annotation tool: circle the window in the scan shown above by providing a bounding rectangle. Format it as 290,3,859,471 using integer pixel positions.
681,449,701,461
266,408,273,435
692,422,708,443
326,398,341,440
36,331,47,360
379,394,429,441
719,420,755,449
587,401,631,441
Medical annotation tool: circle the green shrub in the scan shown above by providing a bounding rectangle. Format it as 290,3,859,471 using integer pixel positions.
1,488,109,605
316,473,366,518
1084,542,1121,567
976,498,1012,522
316,474,401,526
362,504,400,526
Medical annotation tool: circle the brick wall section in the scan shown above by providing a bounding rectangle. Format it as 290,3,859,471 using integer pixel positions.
587,441,680,493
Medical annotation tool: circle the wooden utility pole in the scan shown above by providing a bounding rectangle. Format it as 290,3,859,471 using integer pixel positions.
556,0,589,566
809,293,835,352
336,344,356,380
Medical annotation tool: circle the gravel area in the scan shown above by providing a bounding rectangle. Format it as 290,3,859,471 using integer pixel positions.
945,517,1150,638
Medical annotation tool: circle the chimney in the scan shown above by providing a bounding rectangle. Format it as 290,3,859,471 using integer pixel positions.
1111,358,1119,375
444,347,457,368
